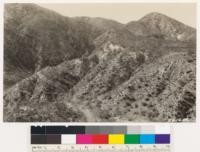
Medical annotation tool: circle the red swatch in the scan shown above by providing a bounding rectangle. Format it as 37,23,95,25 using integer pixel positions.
92,134,108,144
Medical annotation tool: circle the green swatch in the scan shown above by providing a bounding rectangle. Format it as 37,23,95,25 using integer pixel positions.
125,134,140,144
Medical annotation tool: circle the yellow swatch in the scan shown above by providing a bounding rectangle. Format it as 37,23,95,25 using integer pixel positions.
109,134,124,144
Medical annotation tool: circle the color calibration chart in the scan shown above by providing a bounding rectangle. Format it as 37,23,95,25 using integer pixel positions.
31,125,171,152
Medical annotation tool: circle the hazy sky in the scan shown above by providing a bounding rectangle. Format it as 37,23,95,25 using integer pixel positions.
38,3,196,28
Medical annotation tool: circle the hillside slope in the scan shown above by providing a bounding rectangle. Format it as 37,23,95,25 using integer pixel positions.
4,4,95,88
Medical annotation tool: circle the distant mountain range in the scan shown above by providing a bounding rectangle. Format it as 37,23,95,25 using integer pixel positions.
4,3,196,122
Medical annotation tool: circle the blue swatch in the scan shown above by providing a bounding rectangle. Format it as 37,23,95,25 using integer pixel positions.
140,134,155,144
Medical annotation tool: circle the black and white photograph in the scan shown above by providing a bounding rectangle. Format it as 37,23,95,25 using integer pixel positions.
3,3,196,122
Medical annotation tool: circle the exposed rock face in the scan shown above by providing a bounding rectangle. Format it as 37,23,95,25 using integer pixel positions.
4,4,196,122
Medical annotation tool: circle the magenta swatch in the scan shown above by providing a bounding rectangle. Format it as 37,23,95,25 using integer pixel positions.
76,134,93,144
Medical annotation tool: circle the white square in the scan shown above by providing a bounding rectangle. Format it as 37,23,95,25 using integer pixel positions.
141,126,155,134
155,126,171,134
61,135,76,144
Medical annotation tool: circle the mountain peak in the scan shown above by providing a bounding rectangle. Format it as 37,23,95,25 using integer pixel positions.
140,12,171,22
126,11,196,41
144,12,166,17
